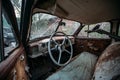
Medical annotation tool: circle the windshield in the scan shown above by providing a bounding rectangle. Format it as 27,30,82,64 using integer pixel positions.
57,19,80,35
30,13,80,40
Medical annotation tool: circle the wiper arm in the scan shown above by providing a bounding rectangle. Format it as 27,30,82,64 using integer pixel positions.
86,29,120,41
96,29,120,41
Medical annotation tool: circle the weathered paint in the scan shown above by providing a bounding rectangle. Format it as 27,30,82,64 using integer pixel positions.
74,38,111,56
92,42,120,80
15,54,28,80
47,52,98,80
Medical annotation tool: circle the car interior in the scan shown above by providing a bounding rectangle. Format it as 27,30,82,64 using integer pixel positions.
0,0,120,80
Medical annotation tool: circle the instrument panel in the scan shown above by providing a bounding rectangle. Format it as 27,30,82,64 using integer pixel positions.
29,36,75,58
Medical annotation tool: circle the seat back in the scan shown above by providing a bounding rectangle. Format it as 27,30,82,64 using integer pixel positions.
92,42,120,80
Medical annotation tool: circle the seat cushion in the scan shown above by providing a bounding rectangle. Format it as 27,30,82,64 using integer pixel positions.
47,52,98,80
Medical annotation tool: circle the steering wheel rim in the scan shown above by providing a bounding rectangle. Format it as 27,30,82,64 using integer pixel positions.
48,32,73,66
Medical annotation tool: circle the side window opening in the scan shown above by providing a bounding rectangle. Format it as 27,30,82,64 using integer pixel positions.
78,22,111,38
2,9,18,59
0,0,21,62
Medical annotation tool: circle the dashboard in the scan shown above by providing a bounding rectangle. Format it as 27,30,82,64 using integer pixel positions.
29,36,75,58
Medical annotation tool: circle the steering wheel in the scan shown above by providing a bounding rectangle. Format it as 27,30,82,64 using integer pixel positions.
48,32,73,66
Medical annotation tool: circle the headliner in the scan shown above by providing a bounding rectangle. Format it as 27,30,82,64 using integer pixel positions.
34,0,120,24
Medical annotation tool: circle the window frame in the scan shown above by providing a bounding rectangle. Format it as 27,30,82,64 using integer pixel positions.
0,0,4,62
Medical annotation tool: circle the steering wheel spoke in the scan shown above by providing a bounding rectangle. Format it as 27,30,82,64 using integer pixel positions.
62,37,66,45
51,47,56,51
64,49,71,54
51,38,59,45
58,48,62,64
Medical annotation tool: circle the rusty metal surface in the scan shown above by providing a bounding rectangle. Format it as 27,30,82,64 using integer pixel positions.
0,45,25,79
92,42,120,80
74,38,111,56
15,54,28,80
47,52,98,80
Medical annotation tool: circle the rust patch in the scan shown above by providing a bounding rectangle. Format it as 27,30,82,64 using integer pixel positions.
74,38,111,56
92,42,120,80
96,42,120,67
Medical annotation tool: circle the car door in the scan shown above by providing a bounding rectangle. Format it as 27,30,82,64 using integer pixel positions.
0,0,28,79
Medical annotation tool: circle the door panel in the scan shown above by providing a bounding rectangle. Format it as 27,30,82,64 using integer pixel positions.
74,37,111,56
0,46,27,80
